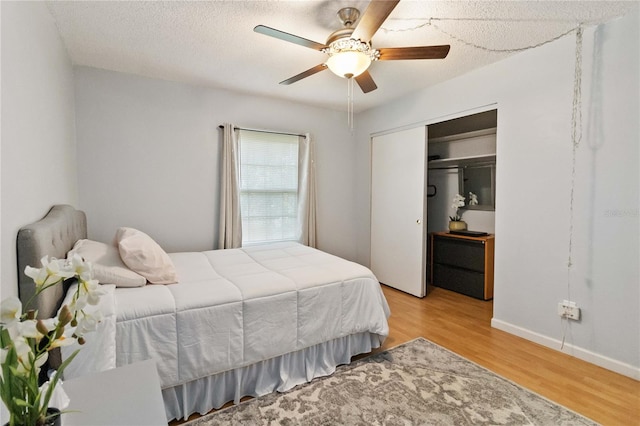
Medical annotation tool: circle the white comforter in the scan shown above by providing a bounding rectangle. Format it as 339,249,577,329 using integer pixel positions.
111,242,389,389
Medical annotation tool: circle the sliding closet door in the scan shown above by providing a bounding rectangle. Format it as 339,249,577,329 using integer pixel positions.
371,126,427,297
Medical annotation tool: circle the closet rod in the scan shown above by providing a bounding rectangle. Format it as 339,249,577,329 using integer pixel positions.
429,162,496,171
218,125,305,138
429,166,461,170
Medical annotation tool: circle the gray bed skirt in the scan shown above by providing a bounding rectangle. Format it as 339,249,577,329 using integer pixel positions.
162,332,381,421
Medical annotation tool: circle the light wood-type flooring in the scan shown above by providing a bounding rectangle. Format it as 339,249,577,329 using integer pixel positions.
379,285,639,425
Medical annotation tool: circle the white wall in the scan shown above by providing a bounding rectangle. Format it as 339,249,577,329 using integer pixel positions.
355,10,639,377
74,67,358,261
0,2,78,299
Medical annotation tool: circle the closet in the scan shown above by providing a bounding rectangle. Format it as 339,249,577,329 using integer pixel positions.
370,109,497,298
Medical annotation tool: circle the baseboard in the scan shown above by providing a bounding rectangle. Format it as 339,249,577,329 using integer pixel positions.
491,318,640,380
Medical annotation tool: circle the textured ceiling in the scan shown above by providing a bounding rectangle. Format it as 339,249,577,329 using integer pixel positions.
46,1,636,112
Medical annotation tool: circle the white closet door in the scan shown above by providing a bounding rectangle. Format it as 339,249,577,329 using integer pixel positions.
371,126,427,297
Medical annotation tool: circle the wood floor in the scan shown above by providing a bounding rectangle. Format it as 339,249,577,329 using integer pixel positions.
379,285,639,426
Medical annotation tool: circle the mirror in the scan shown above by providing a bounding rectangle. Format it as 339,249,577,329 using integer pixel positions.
459,164,495,210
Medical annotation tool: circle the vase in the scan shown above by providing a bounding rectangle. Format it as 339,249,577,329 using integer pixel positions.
45,408,61,426
449,220,467,231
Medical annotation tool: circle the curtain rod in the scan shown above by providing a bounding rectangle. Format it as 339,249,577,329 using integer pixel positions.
218,125,305,138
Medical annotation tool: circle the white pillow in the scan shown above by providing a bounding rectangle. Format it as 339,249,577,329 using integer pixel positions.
116,227,178,284
68,239,147,288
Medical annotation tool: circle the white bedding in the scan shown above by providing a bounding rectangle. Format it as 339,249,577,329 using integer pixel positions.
112,242,390,389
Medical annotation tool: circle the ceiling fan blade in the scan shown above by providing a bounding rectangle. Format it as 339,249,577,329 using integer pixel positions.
254,25,327,51
280,64,327,85
355,71,378,93
351,0,400,42
378,45,451,60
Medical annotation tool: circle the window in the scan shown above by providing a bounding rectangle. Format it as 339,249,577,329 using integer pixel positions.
239,130,299,244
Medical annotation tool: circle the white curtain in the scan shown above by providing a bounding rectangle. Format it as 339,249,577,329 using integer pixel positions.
297,134,317,247
218,123,242,248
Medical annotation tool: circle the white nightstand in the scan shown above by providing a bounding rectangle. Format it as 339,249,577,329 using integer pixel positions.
63,359,166,425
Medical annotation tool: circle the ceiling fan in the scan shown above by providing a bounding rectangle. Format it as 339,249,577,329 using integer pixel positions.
254,0,450,93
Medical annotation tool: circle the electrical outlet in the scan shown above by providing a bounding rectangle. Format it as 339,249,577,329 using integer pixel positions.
557,300,580,320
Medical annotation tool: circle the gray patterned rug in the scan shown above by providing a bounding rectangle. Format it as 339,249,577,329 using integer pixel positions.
185,338,597,425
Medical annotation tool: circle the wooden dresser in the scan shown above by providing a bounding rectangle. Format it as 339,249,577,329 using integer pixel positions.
429,232,495,300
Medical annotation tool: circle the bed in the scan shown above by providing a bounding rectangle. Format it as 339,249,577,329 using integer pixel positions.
17,205,390,421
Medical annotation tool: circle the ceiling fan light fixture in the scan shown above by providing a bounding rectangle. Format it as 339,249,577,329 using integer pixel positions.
324,38,379,78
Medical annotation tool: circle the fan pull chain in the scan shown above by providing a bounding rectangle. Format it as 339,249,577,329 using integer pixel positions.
347,77,355,131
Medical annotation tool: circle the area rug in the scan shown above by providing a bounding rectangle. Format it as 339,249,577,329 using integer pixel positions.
185,338,597,425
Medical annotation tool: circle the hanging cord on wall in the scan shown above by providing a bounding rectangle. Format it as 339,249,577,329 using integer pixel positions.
561,25,583,350
567,25,584,288
381,17,582,54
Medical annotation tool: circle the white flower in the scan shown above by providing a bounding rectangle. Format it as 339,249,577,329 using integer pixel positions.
74,279,106,311
82,280,106,306
468,192,479,206
73,312,102,337
25,256,75,290
0,297,22,324
49,327,77,349
451,194,465,210
16,320,39,339
18,318,56,342
13,337,31,359
40,317,57,331
3,318,56,350
13,337,48,376
69,254,93,282
3,321,19,341
85,279,105,305
449,194,467,221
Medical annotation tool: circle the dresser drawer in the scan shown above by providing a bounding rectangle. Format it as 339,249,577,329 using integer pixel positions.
433,264,486,299
433,236,485,272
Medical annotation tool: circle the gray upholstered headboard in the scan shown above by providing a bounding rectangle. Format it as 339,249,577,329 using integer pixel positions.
17,204,87,319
